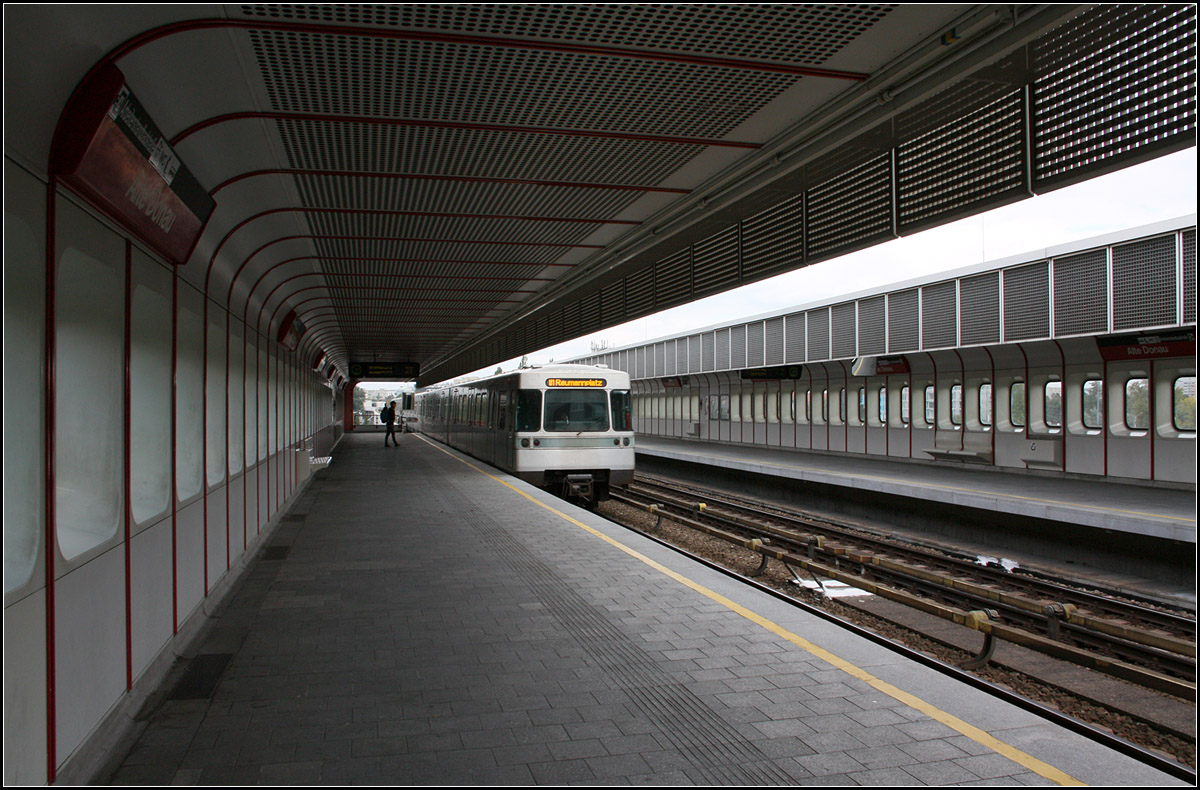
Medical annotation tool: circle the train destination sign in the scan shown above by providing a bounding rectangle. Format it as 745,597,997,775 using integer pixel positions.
51,64,215,265
547,378,606,387
349,361,420,379
1096,330,1194,361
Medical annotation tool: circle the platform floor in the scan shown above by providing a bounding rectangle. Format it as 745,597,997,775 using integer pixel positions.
636,436,1196,544
110,432,1187,785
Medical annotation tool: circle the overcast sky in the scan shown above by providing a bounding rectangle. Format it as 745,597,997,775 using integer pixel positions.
409,147,1196,387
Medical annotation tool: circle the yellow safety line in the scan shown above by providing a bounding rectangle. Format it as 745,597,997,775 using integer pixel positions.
415,434,1086,786
664,447,1195,523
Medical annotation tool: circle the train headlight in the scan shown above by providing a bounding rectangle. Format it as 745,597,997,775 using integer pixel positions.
520,438,530,448
623,437,630,446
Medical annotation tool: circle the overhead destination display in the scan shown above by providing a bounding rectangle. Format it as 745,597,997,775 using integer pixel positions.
51,64,215,265
547,378,606,387
349,361,420,379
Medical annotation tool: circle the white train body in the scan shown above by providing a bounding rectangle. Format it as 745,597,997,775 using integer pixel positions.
416,364,635,501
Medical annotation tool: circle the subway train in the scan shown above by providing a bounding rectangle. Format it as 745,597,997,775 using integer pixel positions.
416,364,635,504
574,220,1197,486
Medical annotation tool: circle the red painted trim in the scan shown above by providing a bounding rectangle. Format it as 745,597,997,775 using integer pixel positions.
1102,359,1109,477
952,349,965,451
171,272,179,634
123,240,133,692
210,167,692,197
1149,358,1156,481
201,297,209,595
174,109,765,150
1051,339,1066,472
224,305,231,572
982,346,997,462
45,178,59,785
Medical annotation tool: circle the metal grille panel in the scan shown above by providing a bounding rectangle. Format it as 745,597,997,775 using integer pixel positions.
1184,229,1196,324
785,313,806,363
1032,4,1197,190
601,281,625,326
1113,235,1178,330
888,289,920,352
655,249,692,309
959,272,1000,345
702,332,715,372
688,334,702,373
693,226,741,299
897,90,1027,234
1052,250,1108,337
857,296,886,355
715,328,730,371
747,322,765,367
741,193,805,282
807,308,830,361
625,267,655,320
765,317,784,366
831,302,857,358
921,281,958,349
806,153,895,263
730,324,746,369
1003,262,1050,341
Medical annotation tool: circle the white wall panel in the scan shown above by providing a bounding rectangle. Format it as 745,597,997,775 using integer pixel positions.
130,520,173,679
130,249,172,528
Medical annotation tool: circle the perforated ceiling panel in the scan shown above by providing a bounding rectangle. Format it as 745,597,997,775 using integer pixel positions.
31,5,1185,384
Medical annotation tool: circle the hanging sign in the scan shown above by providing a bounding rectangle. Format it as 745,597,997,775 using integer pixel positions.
348,361,420,379
50,64,214,265
741,365,804,381
1096,330,1194,361
276,310,307,351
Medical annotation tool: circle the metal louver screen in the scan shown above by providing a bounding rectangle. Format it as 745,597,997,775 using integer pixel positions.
888,289,920,352
1113,235,1178,330
655,249,692,309
806,153,895,263
731,324,747,368
1032,4,1197,191
693,226,741,299
831,302,856,358
579,291,601,334
897,90,1028,235
676,338,687,374
661,341,673,375
765,317,785,365
959,272,1000,345
1184,229,1196,323
741,193,805,282
857,296,886,355
601,281,625,325
785,313,806,362
702,332,715,371
625,268,655,320
715,328,730,371
921,281,958,349
807,308,830,360
747,322,765,367
688,335,702,372
1052,250,1108,336
1003,262,1050,341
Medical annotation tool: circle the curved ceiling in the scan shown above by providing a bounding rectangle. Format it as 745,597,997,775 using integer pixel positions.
6,5,1193,385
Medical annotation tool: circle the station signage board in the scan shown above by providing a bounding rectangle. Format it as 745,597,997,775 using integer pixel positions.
1096,330,1194,361
276,310,307,351
660,376,690,388
50,64,215,265
851,356,910,376
348,361,420,379
741,365,804,381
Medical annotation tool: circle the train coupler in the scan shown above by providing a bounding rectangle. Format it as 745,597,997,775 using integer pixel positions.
563,474,594,503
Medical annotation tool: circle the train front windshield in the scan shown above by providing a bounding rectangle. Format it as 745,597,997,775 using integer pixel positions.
544,390,609,431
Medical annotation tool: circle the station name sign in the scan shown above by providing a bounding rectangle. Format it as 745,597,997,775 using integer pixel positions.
50,64,215,265
741,365,804,381
1096,330,1194,361
350,361,420,379
547,378,606,388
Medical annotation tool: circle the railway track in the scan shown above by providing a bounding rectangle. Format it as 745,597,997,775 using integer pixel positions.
598,474,1197,774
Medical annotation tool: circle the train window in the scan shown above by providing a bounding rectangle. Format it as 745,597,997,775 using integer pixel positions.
900,385,910,425
924,385,935,424
979,383,992,427
878,386,888,425
516,389,541,431
1082,380,1103,430
805,389,812,421
545,390,609,431
719,393,730,421
858,387,866,423
1044,381,1063,428
1125,378,1149,430
1175,376,1197,431
611,390,632,430
838,388,846,424
1010,383,1026,428
821,389,829,422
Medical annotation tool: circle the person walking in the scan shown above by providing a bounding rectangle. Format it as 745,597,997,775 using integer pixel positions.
381,400,398,446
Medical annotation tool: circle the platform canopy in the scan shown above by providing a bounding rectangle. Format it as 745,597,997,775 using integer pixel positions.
6,5,1195,385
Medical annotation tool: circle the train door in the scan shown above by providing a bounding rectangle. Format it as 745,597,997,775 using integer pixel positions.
846,381,866,454
495,384,514,471
866,379,887,456
1106,361,1153,480
765,382,781,446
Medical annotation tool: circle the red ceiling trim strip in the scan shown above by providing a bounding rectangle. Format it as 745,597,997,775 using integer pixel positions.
211,168,694,197
173,110,764,149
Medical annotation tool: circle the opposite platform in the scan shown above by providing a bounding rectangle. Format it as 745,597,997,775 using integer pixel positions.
110,431,1187,785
